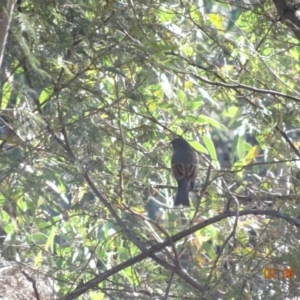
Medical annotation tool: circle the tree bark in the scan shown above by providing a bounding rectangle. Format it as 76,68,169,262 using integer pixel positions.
0,0,14,70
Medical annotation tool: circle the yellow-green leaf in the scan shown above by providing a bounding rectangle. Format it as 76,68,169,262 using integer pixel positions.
207,13,224,32
1,82,12,109
244,145,260,165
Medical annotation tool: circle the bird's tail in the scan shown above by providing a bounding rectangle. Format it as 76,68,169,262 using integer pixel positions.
174,178,190,207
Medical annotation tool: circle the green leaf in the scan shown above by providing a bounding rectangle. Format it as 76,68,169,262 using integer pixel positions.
223,106,239,118
236,135,246,160
159,102,178,115
186,99,203,110
45,226,57,253
34,250,43,267
0,210,16,234
190,140,208,154
36,218,52,229
177,89,187,102
231,159,244,178
32,232,47,243
203,134,218,166
38,86,54,108
1,82,12,109
244,145,260,165
122,267,139,286
232,124,253,160
181,45,194,56
196,115,227,130
257,134,267,150
158,8,175,22
90,291,105,300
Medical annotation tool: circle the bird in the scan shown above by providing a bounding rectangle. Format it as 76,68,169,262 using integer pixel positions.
171,137,198,207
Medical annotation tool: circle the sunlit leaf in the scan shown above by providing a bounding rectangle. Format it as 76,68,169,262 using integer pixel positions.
223,106,239,118
186,100,203,110
190,140,208,154
244,145,260,165
196,115,227,130
38,86,54,108
45,226,56,253
34,250,43,267
207,13,224,32
160,74,173,99
177,89,187,102
147,100,157,111
181,45,194,56
203,134,218,166
1,82,12,109
158,8,175,22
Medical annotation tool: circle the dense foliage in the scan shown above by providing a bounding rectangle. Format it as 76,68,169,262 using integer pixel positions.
1,0,300,299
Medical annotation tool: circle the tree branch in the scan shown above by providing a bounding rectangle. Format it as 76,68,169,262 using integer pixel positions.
0,0,14,69
63,209,300,299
